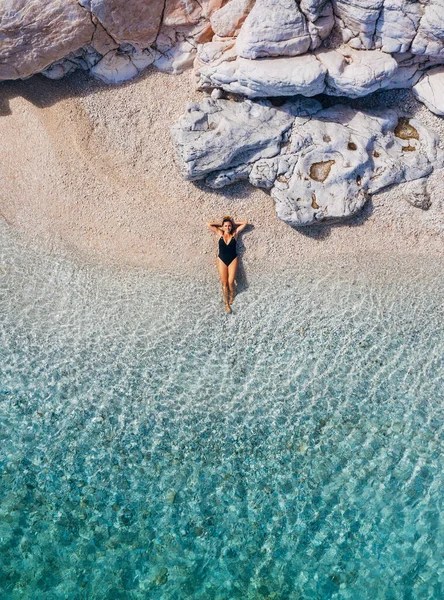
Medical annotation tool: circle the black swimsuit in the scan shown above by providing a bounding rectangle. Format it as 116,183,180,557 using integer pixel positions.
218,236,237,266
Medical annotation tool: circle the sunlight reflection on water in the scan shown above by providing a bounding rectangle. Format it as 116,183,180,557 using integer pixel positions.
1,223,443,599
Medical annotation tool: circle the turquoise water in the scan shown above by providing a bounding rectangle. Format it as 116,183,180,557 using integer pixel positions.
1,223,444,599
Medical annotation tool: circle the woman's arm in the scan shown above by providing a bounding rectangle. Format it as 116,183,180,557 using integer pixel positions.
207,222,222,235
234,220,248,236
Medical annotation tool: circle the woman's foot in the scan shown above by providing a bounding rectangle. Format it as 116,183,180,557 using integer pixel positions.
225,302,232,313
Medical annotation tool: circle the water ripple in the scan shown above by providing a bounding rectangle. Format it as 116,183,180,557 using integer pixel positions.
1,224,444,599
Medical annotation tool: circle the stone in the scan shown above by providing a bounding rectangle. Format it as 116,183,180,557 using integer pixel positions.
385,53,430,90
236,55,327,96
196,42,327,97
90,47,157,84
170,97,298,180
0,0,94,80
82,0,165,46
403,178,431,210
332,0,384,50
153,39,198,74
165,491,176,504
90,19,120,55
302,0,335,48
273,107,441,226
172,98,443,226
154,567,169,585
2,0,444,125
316,47,399,97
42,47,102,80
236,0,312,59
413,67,444,116
196,44,408,100
376,0,423,54
211,0,256,38
411,0,444,58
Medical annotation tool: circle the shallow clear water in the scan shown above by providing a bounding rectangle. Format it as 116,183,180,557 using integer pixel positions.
1,223,444,599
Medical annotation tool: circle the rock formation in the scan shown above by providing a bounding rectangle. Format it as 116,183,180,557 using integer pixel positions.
1,0,444,104
172,98,443,225
413,66,444,116
1,0,444,227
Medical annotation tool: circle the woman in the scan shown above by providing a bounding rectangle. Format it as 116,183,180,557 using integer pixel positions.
207,216,248,313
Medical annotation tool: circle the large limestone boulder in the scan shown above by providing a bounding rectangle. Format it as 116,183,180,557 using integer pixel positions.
195,43,402,99
171,98,443,226
0,0,94,80
272,107,442,226
195,42,327,96
413,67,444,116
236,0,334,59
332,0,384,49
80,0,165,46
316,47,398,97
170,97,298,180
236,0,312,58
0,0,224,82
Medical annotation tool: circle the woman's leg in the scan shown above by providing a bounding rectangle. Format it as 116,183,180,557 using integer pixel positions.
227,258,238,305
217,259,231,312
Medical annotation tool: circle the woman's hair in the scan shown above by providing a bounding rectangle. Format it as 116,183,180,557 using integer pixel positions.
221,216,235,228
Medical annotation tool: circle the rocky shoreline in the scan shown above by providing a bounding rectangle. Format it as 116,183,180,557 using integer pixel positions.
0,70,443,274
2,2,444,237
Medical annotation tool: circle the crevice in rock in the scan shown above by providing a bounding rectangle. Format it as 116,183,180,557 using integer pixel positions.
154,0,168,46
77,1,119,47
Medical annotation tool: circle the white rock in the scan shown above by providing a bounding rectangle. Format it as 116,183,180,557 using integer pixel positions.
403,178,431,210
205,164,252,187
196,42,327,96
171,98,297,180
210,0,256,38
303,1,335,49
316,47,398,97
376,0,423,54
90,48,156,84
153,39,197,74
172,98,443,226
413,66,444,116
236,0,312,59
411,0,444,58
331,0,383,50
90,51,138,83
211,88,224,100
275,108,441,225
384,53,427,90
42,47,101,79
235,55,327,96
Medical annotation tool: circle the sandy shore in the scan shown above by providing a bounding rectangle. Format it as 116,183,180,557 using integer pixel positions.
1,68,443,276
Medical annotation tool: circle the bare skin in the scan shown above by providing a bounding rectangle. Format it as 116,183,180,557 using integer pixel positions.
207,218,248,313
